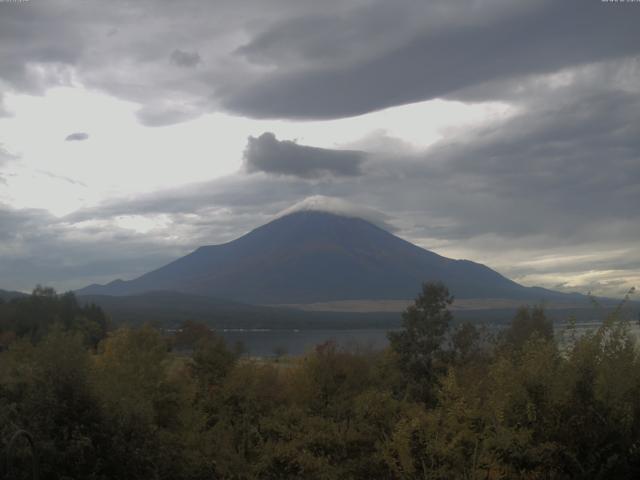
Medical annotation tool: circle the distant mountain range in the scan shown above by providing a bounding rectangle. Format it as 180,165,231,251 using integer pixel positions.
77,210,582,305
0,289,27,302
77,290,403,329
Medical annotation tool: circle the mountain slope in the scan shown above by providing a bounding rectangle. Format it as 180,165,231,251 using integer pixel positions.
0,289,28,302
77,211,578,304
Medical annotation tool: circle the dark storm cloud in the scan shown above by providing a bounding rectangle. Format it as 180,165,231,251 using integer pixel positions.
2,0,639,123
226,0,640,119
0,2,88,95
65,132,89,142
0,1,233,122
345,93,640,249
170,49,201,68
235,2,414,67
244,132,365,178
0,0,345,125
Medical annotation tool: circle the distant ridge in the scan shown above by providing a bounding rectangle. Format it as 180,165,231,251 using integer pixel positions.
0,289,28,302
77,210,583,305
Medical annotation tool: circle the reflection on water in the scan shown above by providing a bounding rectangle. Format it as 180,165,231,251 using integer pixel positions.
218,321,640,357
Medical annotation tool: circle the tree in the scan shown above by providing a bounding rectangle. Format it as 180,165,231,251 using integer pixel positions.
0,327,104,479
388,282,453,403
503,305,553,351
192,333,239,391
0,286,108,347
172,321,242,390
92,325,189,479
173,320,215,351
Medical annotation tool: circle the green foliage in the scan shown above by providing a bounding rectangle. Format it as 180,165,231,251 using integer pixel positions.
0,328,104,479
192,332,240,391
1,283,640,479
92,325,198,479
0,286,108,347
388,282,454,403
502,305,554,351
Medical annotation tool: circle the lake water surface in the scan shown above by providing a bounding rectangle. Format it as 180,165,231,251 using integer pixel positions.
219,321,640,357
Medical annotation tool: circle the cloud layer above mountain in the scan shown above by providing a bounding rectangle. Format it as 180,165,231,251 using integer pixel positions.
244,132,365,178
2,0,639,123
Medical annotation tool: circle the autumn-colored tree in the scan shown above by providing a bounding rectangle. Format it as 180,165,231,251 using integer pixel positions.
502,305,553,350
1,283,640,479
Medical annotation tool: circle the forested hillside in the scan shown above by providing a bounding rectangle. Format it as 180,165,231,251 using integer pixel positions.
1,285,639,479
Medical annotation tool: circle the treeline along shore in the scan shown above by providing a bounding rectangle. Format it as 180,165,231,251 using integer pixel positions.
1,284,640,479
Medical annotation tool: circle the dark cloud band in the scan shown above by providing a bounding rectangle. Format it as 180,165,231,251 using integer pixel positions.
170,49,201,68
65,132,89,142
226,0,640,119
244,132,365,178
2,0,639,123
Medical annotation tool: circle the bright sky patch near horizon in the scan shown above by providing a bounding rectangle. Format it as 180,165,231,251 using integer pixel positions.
1,87,511,216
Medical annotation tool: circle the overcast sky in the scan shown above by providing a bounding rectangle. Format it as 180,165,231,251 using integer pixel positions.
0,0,639,297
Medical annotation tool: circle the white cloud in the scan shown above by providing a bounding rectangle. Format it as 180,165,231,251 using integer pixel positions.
275,195,393,230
